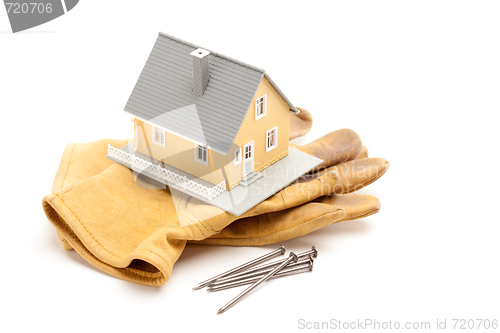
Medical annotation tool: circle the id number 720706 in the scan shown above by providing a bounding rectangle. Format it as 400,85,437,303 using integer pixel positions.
5,2,53,14
452,319,498,330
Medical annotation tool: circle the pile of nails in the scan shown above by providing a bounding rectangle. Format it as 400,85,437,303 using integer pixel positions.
193,245,316,314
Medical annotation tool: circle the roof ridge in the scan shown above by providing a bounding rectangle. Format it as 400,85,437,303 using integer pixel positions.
158,31,265,74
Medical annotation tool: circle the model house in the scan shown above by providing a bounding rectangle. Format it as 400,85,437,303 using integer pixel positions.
107,32,322,215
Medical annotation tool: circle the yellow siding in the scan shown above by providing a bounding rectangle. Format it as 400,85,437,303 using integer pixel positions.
238,77,290,170
133,76,290,190
134,122,228,186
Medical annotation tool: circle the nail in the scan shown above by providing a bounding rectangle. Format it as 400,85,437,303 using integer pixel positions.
217,252,298,315
193,245,286,290
209,257,314,287
208,260,313,292
215,246,317,283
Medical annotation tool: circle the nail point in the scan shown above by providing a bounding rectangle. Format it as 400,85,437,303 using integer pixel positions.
194,246,286,290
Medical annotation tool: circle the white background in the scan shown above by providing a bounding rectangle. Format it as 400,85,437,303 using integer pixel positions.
1,1,499,332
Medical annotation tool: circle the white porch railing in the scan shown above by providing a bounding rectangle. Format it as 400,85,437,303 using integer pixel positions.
107,144,227,200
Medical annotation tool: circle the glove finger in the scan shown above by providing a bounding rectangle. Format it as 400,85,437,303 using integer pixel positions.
246,156,388,217
190,202,346,246
177,169,338,232
314,193,381,220
358,145,369,159
312,157,389,194
296,128,362,171
244,171,339,216
289,107,313,140
191,193,380,246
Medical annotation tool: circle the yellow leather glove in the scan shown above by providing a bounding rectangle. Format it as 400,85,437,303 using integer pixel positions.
43,108,389,286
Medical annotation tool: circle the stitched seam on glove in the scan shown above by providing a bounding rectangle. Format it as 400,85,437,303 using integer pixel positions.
55,183,79,197
205,210,343,241
344,163,388,194
183,210,208,235
48,202,163,281
49,194,172,279
341,208,380,221
133,249,172,277
60,143,76,190
49,194,129,260
279,192,287,211
183,199,215,235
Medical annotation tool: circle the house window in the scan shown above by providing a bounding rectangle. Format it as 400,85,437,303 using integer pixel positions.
266,127,278,152
245,144,253,159
195,144,208,165
255,94,267,120
234,148,242,166
153,126,165,147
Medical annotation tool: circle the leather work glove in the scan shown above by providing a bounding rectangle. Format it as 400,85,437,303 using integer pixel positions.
43,108,389,286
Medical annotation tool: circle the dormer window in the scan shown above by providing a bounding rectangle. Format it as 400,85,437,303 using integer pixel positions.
255,94,267,120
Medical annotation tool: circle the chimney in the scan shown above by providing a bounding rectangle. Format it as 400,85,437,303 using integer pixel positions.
190,48,210,96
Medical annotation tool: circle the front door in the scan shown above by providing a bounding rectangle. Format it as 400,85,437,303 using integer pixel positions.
243,141,254,177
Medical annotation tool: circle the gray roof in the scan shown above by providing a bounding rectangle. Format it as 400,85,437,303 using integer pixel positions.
124,32,298,155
